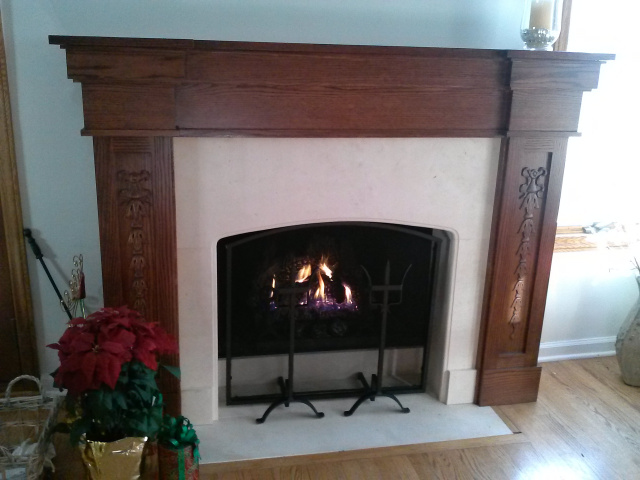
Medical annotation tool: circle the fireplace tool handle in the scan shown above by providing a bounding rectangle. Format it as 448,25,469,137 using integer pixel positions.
23,228,73,320
344,261,411,417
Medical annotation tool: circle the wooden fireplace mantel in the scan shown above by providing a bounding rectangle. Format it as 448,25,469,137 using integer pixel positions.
49,35,613,411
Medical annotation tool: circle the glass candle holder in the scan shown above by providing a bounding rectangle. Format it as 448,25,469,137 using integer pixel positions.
520,0,563,50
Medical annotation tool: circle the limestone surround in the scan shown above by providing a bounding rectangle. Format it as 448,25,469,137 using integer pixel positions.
174,137,499,424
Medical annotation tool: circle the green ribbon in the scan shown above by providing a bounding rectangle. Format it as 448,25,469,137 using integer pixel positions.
160,414,201,478
178,447,185,480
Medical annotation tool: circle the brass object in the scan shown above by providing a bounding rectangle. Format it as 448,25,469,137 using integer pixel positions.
80,436,147,480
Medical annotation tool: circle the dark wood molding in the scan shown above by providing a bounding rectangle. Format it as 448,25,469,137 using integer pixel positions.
51,36,611,139
0,11,38,383
50,36,612,407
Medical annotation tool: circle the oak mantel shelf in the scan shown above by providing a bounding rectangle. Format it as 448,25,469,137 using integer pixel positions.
49,35,613,412
50,36,612,138
49,34,612,60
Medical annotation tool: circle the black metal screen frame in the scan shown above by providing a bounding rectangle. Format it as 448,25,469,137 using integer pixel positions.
219,221,446,405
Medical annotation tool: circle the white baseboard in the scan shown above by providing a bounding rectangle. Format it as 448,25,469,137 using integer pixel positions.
538,336,616,363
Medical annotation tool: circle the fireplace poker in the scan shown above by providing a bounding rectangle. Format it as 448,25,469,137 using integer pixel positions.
23,228,73,320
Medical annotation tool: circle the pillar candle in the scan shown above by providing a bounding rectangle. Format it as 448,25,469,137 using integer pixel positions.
529,0,554,30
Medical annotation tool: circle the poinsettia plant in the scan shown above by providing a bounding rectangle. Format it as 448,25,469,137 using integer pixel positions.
48,306,178,444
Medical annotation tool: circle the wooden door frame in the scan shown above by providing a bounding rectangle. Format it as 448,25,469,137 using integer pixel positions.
554,0,573,52
0,9,39,382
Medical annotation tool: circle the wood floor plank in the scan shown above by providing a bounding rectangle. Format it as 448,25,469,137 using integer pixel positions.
540,362,640,475
354,456,420,480
212,469,276,480
404,453,443,479
411,449,474,480
409,442,533,480
275,465,312,480
494,442,544,477
331,460,369,480
556,362,640,450
582,357,640,411
459,445,526,480
498,358,640,480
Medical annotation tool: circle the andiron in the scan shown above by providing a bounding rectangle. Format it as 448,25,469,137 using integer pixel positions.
256,282,325,424
344,261,412,417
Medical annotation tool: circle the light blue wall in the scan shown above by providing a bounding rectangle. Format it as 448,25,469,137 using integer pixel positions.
4,1,525,47
539,250,636,361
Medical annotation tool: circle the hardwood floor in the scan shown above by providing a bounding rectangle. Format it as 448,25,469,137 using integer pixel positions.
201,357,640,479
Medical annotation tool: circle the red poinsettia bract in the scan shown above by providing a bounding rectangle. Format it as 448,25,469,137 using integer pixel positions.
48,307,177,396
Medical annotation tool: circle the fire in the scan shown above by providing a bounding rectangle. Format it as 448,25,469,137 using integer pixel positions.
269,254,356,310
319,256,333,279
269,275,276,298
314,257,333,302
314,271,326,301
344,284,353,304
296,264,312,283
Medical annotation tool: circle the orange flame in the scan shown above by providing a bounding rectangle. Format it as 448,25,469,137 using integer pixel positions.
314,271,326,301
319,257,333,279
344,284,353,304
296,264,312,283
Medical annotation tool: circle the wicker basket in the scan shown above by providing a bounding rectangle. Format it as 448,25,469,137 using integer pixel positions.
0,376,60,480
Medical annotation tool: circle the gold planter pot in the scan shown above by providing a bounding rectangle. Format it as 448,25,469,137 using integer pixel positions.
80,436,147,480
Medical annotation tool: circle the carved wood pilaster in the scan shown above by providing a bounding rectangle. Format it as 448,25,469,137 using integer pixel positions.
93,136,180,414
476,136,568,405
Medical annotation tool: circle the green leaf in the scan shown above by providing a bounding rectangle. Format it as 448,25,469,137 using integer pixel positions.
102,391,113,410
113,391,128,409
161,364,181,379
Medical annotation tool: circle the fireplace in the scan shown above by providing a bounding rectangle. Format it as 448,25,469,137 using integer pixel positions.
173,135,500,422
49,36,612,423
218,221,446,403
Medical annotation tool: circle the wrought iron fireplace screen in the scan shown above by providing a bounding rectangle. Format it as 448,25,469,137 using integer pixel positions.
217,222,445,403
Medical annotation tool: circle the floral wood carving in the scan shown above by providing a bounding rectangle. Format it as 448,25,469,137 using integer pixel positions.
117,170,153,314
510,166,547,335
